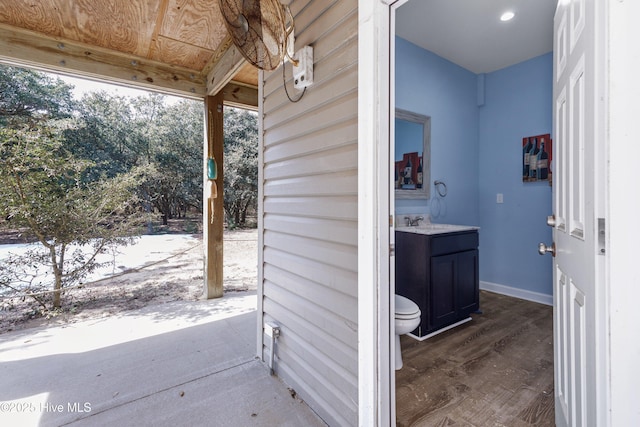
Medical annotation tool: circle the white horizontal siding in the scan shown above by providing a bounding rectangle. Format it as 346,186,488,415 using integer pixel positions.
263,196,356,220
263,90,357,146
264,263,357,322
259,0,359,425
264,170,357,197
264,231,357,273
263,119,357,165
263,63,358,129
263,286,357,366
265,143,357,180
263,248,357,299
263,215,357,246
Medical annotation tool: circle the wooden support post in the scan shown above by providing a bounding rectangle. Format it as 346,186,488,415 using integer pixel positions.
204,94,224,299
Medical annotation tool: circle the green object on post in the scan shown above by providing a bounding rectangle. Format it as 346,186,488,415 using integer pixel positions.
207,157,217,180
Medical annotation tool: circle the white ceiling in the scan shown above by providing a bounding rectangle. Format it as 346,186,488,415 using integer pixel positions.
396,0,558,74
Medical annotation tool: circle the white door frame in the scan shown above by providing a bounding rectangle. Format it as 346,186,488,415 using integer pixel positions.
358,0,640,425
358,0,640,426
607,1,640,425
358,0,394,425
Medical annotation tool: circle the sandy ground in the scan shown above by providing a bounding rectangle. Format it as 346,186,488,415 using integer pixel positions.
0,229,257,334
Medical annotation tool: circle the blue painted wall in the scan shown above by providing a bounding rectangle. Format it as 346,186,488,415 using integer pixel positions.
395,37,479,225
395,36,553,297
478,53,553,296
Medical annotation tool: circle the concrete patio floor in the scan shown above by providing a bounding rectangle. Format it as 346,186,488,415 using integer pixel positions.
0,292,326,426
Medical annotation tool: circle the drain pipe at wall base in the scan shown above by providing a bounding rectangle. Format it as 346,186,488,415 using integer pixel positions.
264,322,281,375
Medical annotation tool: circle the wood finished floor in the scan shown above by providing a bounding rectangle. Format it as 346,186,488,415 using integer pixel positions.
396,290,554,427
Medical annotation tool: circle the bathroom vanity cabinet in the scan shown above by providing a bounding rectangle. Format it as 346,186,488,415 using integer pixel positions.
395,228,479,338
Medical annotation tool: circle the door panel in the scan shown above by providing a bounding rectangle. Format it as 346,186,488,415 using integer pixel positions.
569,0,585,50
430,254,457,329
569,56,585,237
570,282,587,426
555,87,567,231
552,0,605,426
555,268,569,421
457,249,479,314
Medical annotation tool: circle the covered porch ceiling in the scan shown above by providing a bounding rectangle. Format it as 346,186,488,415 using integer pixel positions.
0,0,259,108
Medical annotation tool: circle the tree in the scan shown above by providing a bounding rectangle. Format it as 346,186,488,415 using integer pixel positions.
0,122,151,309
144,99,204,223
0,64,75,126
69,92,204,225
223,108,258,228
67,91,142,179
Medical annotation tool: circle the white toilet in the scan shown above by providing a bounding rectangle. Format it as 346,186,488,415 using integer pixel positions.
394,294,421,370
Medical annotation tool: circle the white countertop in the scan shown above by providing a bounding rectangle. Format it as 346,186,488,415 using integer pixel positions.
395,224,479,235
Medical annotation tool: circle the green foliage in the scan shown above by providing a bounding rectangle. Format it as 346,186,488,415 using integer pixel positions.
0,65,75,126
67,91,143,178
144,99,204,222
0,123,151,308
0,64,259,309
68,93,205,224
223,108,258,228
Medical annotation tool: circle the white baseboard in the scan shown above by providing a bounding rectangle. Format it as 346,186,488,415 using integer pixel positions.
407,317,472,342
480,281,552,306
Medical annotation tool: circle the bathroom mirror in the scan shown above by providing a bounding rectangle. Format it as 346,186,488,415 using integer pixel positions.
395,109,431,199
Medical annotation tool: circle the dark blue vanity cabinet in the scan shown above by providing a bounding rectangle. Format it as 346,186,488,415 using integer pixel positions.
395,229,479,338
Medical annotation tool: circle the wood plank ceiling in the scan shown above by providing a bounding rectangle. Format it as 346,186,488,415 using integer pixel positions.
0,0,258,105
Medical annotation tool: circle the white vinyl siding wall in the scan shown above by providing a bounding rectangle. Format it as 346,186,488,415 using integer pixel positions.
259,0,358,425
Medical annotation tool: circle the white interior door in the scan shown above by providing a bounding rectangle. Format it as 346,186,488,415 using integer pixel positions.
550,0,607,426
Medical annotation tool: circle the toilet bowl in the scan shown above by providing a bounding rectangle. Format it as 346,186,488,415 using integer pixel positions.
395,294,421,370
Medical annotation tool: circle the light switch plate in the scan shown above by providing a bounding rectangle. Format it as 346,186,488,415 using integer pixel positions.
497,193,504,204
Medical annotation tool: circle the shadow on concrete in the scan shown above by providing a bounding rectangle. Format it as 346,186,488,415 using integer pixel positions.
0,294,325,427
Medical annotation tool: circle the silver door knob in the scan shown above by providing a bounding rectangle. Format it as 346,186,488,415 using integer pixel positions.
546,215,556,227
538,242,556,257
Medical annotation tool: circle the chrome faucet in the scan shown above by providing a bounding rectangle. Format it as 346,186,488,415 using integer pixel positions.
404,216,424,226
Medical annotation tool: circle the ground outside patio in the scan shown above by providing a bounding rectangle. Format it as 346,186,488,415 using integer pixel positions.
0,225,326,426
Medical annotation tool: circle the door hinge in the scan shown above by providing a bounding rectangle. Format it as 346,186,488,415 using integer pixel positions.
390,243,395,256
598,218,606,255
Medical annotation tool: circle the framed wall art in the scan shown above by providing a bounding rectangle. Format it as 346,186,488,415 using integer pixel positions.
522,133,552,184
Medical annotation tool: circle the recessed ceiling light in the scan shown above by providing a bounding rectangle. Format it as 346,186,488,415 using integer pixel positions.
500,11,515,22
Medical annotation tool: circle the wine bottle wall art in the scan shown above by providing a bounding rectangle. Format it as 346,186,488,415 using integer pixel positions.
522,133,552,184
395,152,422,190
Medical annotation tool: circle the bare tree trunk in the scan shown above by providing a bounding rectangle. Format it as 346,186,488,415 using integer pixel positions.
49,244,63,308
52,275,62,309
241,197,253,226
